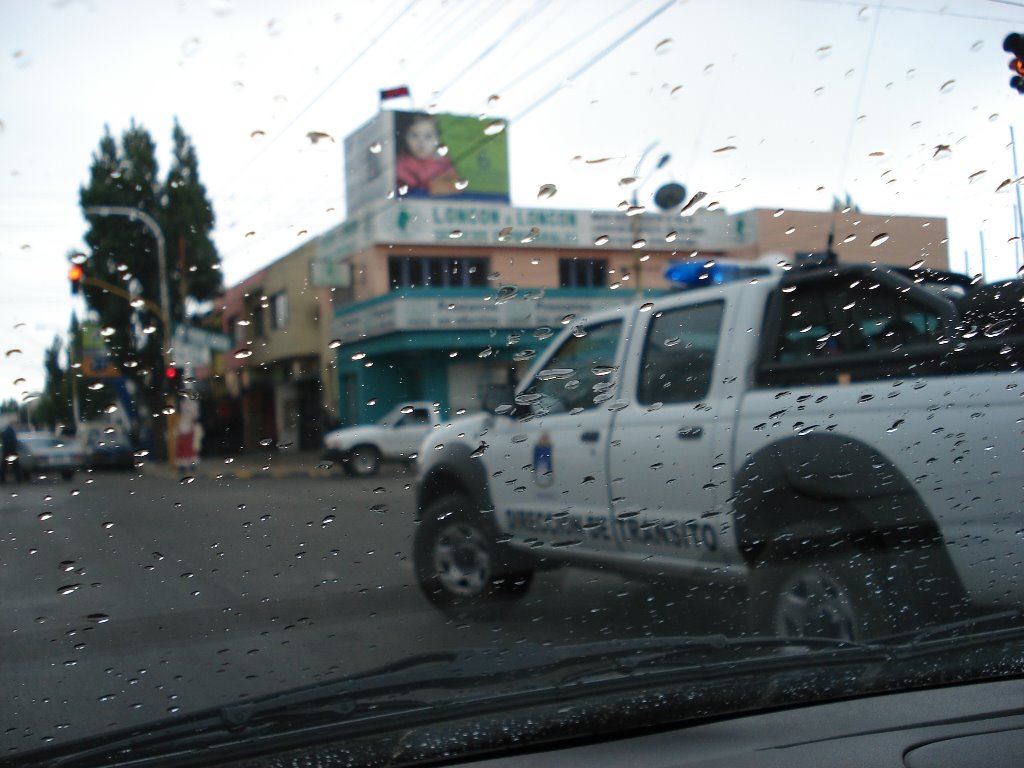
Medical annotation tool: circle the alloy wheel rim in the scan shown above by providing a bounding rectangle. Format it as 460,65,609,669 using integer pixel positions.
775,568,859,641
433,522,492,597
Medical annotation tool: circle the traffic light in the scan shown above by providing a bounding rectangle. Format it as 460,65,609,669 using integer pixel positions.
68,264,83,295
162,365,181,396
1004,33,1024,94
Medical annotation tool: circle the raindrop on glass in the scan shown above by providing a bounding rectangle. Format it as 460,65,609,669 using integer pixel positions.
483,120,506,136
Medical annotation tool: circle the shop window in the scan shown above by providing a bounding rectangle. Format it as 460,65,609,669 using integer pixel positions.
559,258,607,288
388,256,489,289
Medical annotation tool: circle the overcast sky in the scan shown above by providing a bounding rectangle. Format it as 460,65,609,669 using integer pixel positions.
2,0,1023,405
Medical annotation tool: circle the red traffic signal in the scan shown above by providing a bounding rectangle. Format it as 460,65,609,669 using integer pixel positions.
1004,32,1024,93
68,264,84,295
165,365,179,380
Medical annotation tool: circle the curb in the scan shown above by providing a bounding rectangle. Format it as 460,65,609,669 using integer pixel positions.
140,465,339,482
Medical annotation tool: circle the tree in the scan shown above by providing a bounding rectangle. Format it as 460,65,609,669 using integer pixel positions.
78,119,222,424
32,335,71,429
164,118,223,313
79,121,163,384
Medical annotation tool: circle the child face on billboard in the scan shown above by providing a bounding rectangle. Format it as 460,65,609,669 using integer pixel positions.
403,117,441,160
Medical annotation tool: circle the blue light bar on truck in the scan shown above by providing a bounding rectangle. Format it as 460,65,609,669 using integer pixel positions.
665,260,772,290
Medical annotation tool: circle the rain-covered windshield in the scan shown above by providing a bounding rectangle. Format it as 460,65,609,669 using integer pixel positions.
2,1,1022,765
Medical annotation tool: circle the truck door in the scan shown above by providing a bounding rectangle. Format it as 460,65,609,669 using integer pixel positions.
488,319,625,556
608,299,736,574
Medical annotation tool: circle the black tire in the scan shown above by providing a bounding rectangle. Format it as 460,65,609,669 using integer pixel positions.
748,546,903,642
346,445,381,477
61,469,75,480
413,493,533,618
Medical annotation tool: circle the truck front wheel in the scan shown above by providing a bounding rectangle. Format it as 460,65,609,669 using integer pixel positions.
414,494,532,617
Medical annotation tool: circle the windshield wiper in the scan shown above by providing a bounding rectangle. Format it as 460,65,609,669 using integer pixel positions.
7,636,871,768
16,616,1023,768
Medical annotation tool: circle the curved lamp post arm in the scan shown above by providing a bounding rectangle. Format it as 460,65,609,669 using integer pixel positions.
83,205,178,468
83,206,171,343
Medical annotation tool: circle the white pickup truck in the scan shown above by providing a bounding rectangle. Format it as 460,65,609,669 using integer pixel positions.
323,401,440,477
412,260,1024,640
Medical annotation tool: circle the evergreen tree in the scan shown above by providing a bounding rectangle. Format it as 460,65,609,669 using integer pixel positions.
164,117,222,312
78,119,222,428
32,335,71,429
79,121,163,383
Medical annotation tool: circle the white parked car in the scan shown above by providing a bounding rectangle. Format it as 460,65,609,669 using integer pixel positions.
322,401,440,477
16,431,87,481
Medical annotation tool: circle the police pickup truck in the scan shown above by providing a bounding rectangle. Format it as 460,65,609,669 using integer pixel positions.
412,259,1023,640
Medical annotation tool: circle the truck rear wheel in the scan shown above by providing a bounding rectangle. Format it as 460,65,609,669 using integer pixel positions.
749,547,901,642
414,493,532,618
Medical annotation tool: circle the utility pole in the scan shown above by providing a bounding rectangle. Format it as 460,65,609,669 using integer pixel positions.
980,230,988,281
68,335,80,427
1011,127,1024,274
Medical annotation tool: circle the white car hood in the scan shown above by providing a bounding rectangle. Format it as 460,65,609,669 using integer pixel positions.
324,425,383,449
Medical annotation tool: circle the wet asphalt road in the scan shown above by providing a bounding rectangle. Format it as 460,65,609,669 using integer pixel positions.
0,468,737,758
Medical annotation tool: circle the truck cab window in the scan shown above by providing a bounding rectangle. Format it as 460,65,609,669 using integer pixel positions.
638,301,724,404
774,277,944,363
525,320,622,414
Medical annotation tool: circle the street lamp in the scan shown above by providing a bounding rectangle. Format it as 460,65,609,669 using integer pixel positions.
83,205,176,467
83,206,171,333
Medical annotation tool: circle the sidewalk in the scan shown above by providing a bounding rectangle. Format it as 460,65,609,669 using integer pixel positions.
141,449,343,482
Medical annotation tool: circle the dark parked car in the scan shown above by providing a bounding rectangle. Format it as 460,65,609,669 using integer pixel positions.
83,425,136,470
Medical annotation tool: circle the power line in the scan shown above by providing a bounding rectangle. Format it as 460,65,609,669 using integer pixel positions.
800,0,1024,23
494,0,637,97
511,0,676,123
835,0,884,197
431,0,550,102
226,0,418,186
405,0,506,98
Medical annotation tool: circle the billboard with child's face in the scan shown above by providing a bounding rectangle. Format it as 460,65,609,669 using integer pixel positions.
392,111,510,203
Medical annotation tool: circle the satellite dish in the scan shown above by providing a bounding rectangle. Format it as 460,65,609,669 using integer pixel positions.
654,182,686,211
